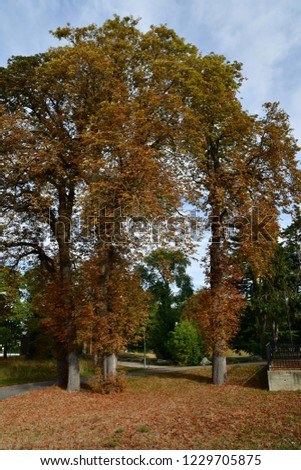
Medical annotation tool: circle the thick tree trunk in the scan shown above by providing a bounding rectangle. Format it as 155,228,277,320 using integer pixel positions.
57,358,68,389
96,245,118,380
103,353,117,380
56,342,68,389
67,349,80,392
209,191,228,385
55,195,81,392
212,352,227,385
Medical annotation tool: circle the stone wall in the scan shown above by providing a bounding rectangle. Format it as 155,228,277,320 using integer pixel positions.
268,370,301,391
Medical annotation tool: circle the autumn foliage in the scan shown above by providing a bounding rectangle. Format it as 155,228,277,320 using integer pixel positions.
78,253,150,357
1,16,301,388
1,367,301,449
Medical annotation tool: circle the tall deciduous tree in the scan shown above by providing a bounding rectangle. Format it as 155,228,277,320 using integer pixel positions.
1,16,300,389
182,55,301,383
0,17,196,389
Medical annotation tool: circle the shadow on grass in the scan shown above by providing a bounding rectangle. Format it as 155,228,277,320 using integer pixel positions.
137,370,212,385
131,366,269,390
80,382,94,392
80,366,269,392
227,366,269,390
241,366,269,390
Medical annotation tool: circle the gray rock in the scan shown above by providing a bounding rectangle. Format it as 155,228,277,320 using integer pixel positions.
200,357,211,366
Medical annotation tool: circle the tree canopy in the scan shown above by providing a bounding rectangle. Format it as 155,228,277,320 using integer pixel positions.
1,16,300,387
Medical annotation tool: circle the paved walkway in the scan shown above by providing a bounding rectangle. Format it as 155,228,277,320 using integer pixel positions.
0,380,56,400
0,361,265,401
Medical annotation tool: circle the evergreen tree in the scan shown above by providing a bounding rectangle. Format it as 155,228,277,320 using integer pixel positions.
137,249,194,359
232,217,301,355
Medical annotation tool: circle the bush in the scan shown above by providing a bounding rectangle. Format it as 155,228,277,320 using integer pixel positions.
88,370,127,394
167,320,204,366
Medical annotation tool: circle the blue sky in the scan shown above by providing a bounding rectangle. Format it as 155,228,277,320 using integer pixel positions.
1,0,300,132
1,0,300,286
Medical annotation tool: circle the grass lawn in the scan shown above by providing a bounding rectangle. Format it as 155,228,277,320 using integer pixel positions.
1,365,300,450
0,357,94,386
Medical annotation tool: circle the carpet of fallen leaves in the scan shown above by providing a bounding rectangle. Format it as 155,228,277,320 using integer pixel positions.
0,366,300,450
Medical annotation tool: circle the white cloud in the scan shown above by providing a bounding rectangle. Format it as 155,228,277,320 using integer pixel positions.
0,0,63,63
181,1,300,108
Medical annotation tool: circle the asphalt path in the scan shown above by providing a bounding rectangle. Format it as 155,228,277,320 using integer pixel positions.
0,380,56,400
0,361,266,401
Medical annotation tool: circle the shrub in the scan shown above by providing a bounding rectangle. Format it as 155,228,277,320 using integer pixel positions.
88,370,127,394
167,320,204,366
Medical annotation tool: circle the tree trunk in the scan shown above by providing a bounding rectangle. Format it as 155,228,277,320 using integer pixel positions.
67,349,80,392
103,353,117,380
96,245,118,380
56,342,68,389
272,321,279,343
55,194,81,391
212,352,227,385
209,192,228,385
51,181,80,390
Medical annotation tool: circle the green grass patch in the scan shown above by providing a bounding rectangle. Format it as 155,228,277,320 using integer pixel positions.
139,424,151,433
0,357,95,386
0,358,57,386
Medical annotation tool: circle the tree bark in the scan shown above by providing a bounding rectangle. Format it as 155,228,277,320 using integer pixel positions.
272,321,279,343
209,187,228,385
96,245,118,380
103,353,118,380
55,188,81,391
56,342,68,389
212,350,227,385
67,349,80,392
